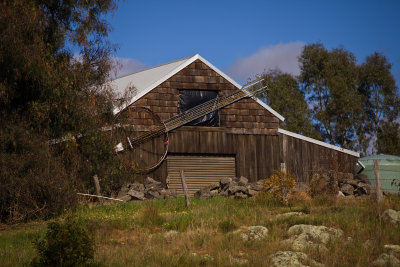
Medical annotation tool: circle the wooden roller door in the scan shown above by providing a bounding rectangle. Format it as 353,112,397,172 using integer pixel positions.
167,155,236,196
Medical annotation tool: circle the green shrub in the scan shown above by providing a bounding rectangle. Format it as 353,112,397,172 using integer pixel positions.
139,202,165,227
218,220,237,233
264,170,296,205
31,218,97,267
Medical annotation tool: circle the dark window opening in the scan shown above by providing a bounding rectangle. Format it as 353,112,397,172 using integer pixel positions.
179,90,219,127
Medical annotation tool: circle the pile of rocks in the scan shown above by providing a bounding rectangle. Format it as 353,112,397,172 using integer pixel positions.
194,176,265,199
337,173,372,198
117,177,177,201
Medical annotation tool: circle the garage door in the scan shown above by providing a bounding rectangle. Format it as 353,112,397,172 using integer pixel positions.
167,155,236,196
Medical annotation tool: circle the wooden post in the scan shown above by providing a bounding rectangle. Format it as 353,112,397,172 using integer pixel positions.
180,170,190,208
374,159,383,203
280,162,287,172
93,175,103,203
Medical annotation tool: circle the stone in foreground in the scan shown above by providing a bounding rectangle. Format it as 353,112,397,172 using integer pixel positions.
269,251,324,267
233,226,268,241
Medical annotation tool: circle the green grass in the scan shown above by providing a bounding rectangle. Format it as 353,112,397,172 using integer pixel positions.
1,195,400,266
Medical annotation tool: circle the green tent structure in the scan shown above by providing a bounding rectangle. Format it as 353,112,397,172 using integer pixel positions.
358,154,400,193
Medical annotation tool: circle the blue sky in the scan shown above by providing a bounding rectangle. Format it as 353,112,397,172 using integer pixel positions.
107,0,400,85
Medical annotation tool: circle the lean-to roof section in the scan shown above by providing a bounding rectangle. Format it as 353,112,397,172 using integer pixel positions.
278,128,360,157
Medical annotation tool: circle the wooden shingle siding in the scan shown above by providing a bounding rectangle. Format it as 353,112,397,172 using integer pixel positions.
123,60,278,132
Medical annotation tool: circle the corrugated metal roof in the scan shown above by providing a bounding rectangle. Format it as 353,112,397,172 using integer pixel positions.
278,128,360,157
107,54,285,121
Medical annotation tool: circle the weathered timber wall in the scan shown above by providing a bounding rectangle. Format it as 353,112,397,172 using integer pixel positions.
130,127,358,185
278,132,358,183
147,127,280,184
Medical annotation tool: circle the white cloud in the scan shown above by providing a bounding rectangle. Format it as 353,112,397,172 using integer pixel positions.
226,41,305,82
111,57,147,78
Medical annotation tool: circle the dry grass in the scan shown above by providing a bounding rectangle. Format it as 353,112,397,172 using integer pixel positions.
0,195,400,266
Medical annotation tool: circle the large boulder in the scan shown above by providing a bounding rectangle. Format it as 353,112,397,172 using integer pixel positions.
127,189,146,200
373,253,400,266
228,185,248,195
233,226,269,241
283,224,343,252
144,176,161,185
340,184,355,196
269,251,324,267
382,209,400,224
238,176,248,186
354,173,370,184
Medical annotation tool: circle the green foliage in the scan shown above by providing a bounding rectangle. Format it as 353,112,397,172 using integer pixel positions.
259,69,320,139
0,0,134,222
377,121,400,156
0,119,77,223
299,43,363,149
264,170,296,205
298,43,400,153
139,202,165,227
31,218,97,267
218,220,237,233
358,52,400,154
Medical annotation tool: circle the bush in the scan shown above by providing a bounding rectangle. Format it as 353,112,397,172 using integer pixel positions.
31,218,97,267
0,121,77,223
264,170,296,205
218,220,237,233
139,202,165,227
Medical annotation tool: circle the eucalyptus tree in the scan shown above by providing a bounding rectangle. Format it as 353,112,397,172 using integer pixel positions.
358,52,400,154
299,43,363,149
260,69,320,139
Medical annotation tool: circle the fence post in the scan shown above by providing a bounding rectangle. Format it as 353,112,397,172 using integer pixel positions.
180,170,191,208
374,159,383,203
280,162,287,172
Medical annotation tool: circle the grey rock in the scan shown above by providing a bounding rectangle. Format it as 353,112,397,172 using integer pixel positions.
238,176,249,186
146,190,161,199
354,173,370,184
130,183,145,192
269,251,325,267
373,253,400,266
119,195,132,202
340,184,355,196
343,179,359,187
283,224,343,252
127,189,146,200
203,182,220,191
383,209,400,224
220,177,233,186
249,183,264,191
228,185,248,194
235,192,248,199
233,225,268,241
384,244,400,259
144,176,161,185
219,190,229,197
337,191,345,198
247,189,260,197
117,184,130,198
210,189,219,197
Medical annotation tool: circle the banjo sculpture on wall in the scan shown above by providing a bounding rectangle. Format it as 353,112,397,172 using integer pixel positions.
49,79,267,173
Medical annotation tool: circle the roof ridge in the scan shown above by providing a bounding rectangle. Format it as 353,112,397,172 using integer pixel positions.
113,54,196,80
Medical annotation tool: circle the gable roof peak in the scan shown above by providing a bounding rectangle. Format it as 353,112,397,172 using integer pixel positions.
108,54,284,121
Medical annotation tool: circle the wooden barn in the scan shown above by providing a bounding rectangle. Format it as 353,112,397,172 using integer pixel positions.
108,54,360,196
